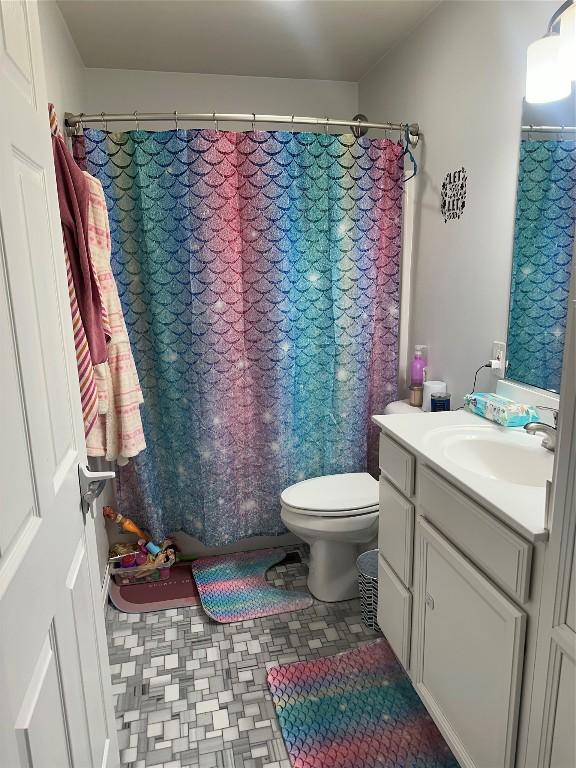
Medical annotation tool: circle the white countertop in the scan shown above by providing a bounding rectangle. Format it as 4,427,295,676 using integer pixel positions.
372,410,551,542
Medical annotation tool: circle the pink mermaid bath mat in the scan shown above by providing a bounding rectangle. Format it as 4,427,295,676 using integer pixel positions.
190,549,313,623
267,639,459,768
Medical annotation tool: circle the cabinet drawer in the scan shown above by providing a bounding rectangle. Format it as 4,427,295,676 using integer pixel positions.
377,554,412,670
418,465,532,603
379,432,415,497
379,478,414,587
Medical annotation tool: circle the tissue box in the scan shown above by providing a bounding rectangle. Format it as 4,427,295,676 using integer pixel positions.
463,392,540,427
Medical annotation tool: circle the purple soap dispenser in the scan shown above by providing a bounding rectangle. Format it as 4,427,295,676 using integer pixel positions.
410,347,426,387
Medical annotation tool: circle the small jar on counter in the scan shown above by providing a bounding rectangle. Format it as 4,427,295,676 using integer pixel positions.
431,392,451,411
409,385,423,407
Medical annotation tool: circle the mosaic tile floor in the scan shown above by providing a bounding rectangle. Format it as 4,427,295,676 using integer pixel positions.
107,547,379,768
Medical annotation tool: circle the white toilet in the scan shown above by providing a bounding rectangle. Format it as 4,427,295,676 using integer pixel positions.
280,472,379,602
280,400,421,602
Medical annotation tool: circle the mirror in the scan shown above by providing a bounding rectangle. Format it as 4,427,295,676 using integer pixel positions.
506,95,575,393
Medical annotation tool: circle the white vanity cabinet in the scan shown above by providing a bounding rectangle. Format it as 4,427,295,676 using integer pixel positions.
376,427,537,768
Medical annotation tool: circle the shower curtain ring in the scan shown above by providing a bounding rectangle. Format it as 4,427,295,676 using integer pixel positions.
324,117,329,135
134,110,140,130
291,115,295,130
252,113,256,132
174,111,178,131
213,112,218,131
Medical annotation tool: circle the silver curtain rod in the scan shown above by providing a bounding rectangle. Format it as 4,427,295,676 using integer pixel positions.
521,125,576,133
64,111,420,143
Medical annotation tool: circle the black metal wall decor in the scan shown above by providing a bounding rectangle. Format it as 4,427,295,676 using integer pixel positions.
441,167,467,222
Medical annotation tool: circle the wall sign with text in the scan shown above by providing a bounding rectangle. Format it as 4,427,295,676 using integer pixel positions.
441,167,467,222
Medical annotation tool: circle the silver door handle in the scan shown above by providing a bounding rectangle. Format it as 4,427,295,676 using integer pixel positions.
79,465,115,517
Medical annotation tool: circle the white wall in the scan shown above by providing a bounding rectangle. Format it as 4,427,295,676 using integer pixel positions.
38,0,86,123
83,68,358,131
360,1,553,405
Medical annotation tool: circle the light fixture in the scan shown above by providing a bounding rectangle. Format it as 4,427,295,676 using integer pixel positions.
559,2,576,80
526,35,571,103
526,0,575,104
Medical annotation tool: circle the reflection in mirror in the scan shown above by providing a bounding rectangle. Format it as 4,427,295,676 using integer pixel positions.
506,96,576,393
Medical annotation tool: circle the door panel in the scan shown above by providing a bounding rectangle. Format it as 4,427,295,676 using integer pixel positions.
0,239,39,557
0,0,35,101
11,150,76,466
0,2,118,766
65,541,109,767
549,649,575,768
15,630,72,768
566,554,575,633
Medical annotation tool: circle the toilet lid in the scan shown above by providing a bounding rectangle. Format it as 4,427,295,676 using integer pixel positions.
280,473,379,517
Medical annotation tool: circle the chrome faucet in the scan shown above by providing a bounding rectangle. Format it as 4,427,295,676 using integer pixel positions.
524,411,558,452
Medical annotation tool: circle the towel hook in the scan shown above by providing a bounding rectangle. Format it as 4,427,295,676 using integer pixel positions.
133,110,140,130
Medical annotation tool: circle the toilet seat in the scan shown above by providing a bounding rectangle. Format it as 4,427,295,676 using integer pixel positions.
281,501,378,518
280,472,379,517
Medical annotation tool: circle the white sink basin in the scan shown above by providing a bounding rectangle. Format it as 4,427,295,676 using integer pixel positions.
422,425,554,487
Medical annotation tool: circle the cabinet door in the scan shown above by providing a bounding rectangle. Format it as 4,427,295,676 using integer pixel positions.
413,519,526,768
377,554,412,670
379,477,414,587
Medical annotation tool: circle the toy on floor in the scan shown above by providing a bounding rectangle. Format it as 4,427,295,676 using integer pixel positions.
104,506,177,585
103,506,149,540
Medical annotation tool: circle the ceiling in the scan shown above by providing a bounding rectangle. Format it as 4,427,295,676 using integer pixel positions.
57,0,439,81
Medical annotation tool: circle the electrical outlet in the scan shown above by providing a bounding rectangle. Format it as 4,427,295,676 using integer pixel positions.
492,341,506,379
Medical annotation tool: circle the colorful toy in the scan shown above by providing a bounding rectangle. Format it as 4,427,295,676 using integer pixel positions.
135,540,149,565
103,506,149,540
105,506,178,585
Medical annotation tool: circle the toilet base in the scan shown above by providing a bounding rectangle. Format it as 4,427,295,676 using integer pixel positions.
307,540,360,602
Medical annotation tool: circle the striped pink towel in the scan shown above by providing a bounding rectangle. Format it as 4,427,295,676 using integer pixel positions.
84,173,146,463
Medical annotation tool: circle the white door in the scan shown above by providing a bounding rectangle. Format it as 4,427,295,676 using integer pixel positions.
0,2,119,767
525,255,576,768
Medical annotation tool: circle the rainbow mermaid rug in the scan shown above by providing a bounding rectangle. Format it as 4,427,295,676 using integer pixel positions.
191,549,313,623
267,639,459,768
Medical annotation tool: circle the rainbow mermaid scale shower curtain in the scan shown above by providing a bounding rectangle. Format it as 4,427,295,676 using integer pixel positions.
76,128,403,546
